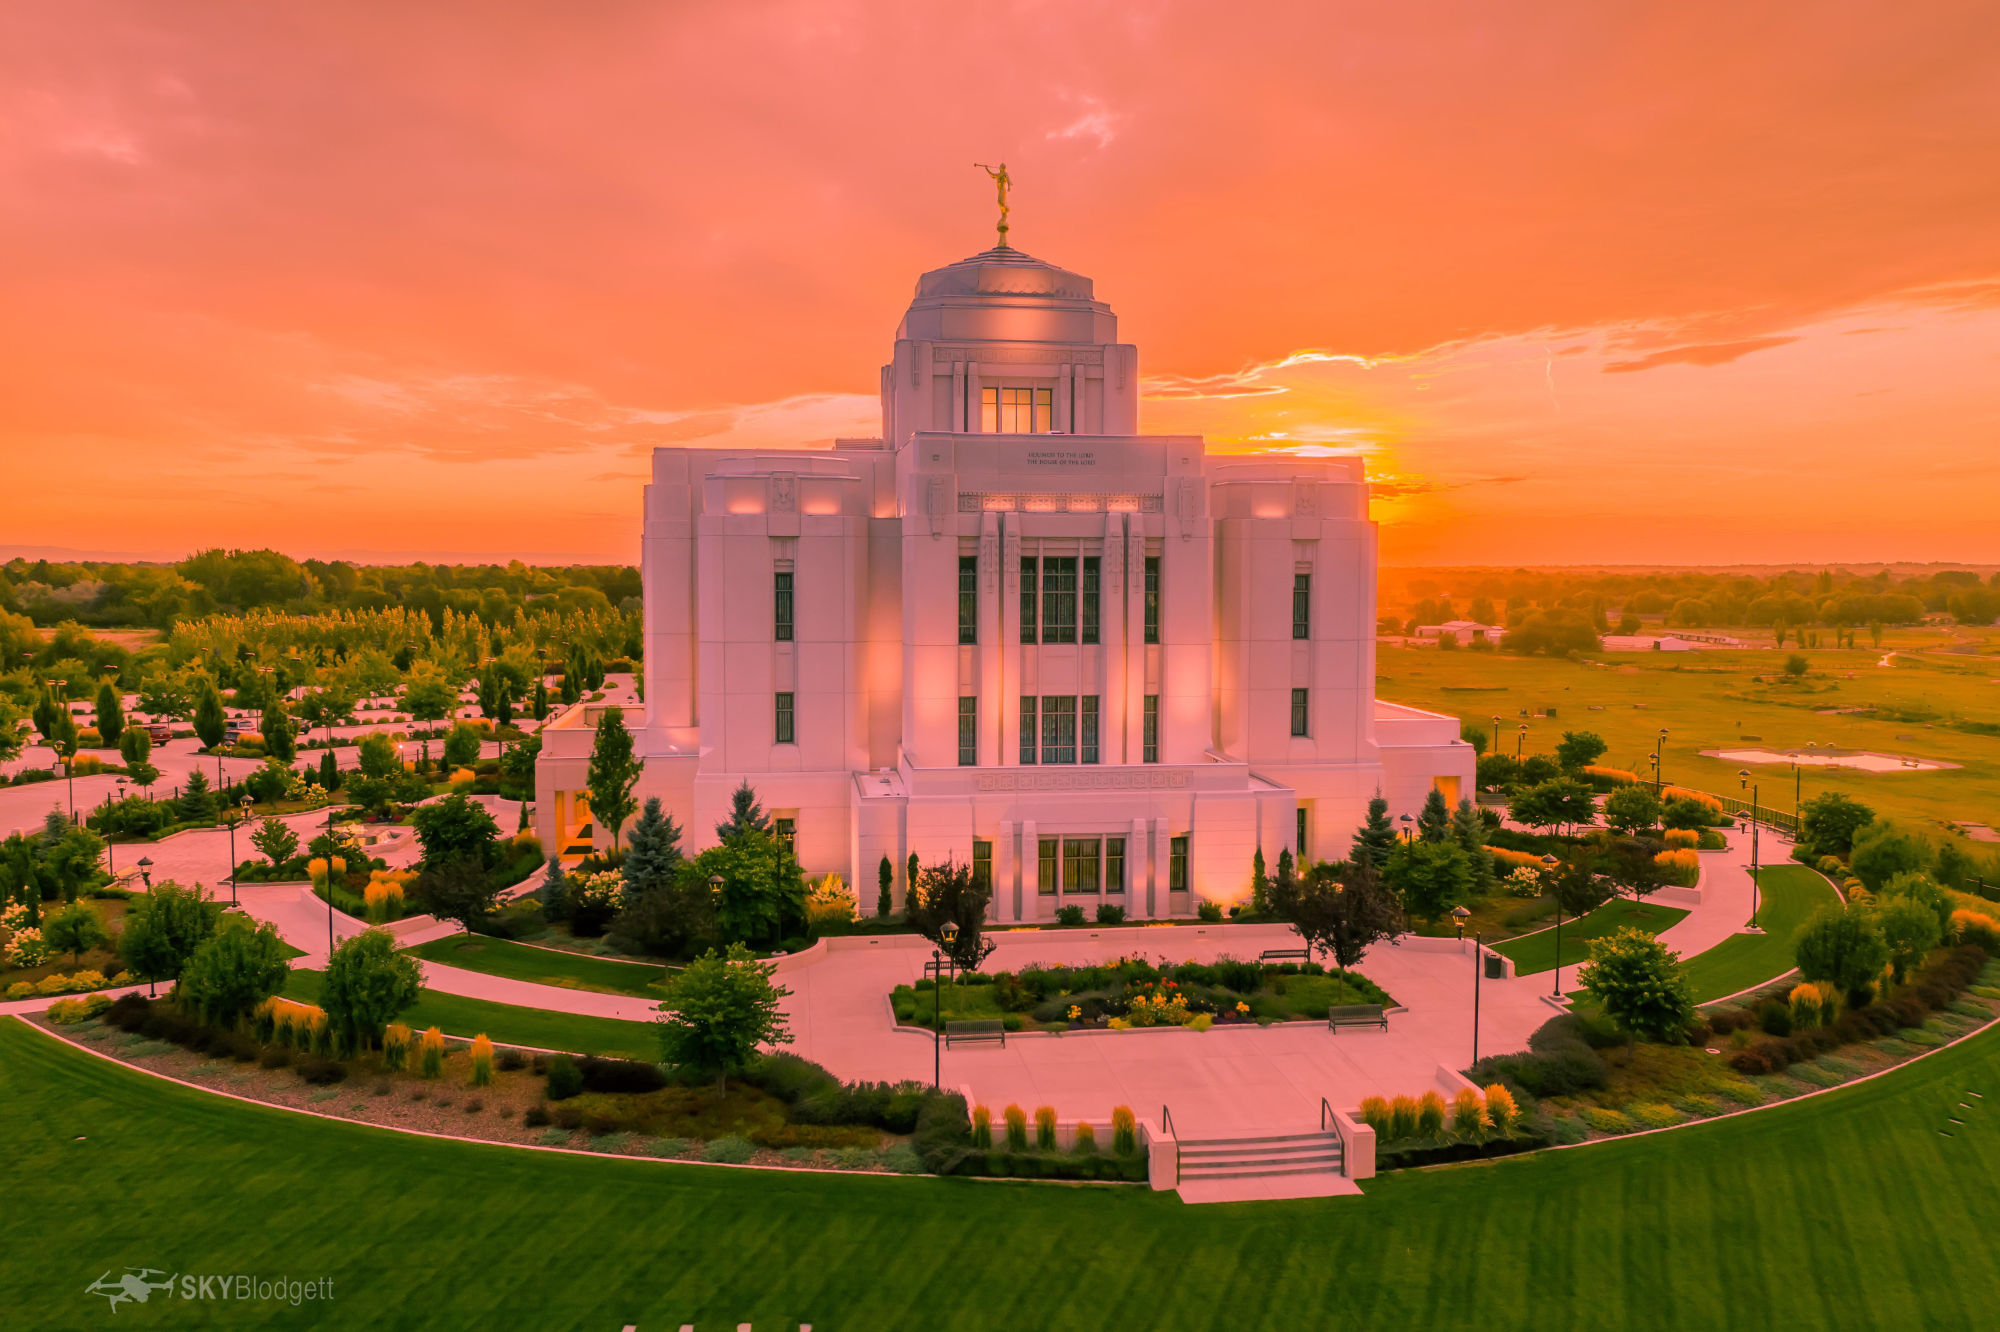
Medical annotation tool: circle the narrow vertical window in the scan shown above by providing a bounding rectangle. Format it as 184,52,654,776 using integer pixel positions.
1293,573,1311,640
1169,835,1189,893
1080,695,1099,764
1290,687,1309,737
972,839,993,894
1038,837,1059,894
774,817,796,856
1020,556,1038,643
1144,556,1161,644
1034,386,1052,432
1143,694,1159,764
980,386,999,433
1296,807,1308,863
1042,556,1077,644
957,697,977,766
1080,556,1100,644
958,556,978,644
1019,696,1038,764
1041,695,1076,765
774,571,793,642
775,692,795,744
1106,837,1125,892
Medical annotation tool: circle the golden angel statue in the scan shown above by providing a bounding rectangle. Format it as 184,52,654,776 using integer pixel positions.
974,161,1011,247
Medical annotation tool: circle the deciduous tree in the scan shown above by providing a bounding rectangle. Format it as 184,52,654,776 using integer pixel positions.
654,945,792,1089
1579,927,1695,1045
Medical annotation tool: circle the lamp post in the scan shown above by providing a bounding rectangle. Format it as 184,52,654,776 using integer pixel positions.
1740,768,1761,928
227,794,252,907
137,856,153,889
1491,714,1501,762
1653,728,1669,797
106,778,128,881
1542,854,1563,997
1472,929,1485,1066
325,804,338,956
934,920,960,1089
1451,904,1470,941
1516,723,1528,761
1399,813,1414,843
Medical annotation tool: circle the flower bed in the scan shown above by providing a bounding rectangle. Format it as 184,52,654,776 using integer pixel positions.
891,955,1393,1031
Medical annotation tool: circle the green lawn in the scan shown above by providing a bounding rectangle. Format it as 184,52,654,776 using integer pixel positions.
1491,897,1689,975
1682,865,1842,1004
9,1016,2000,1327
404,934,675,999
283,968,659,1061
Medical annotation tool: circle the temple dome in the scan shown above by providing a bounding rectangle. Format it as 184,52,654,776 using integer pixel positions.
913,246,1096,301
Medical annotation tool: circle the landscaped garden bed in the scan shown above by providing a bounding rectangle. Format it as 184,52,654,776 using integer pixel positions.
891,956,1394,1031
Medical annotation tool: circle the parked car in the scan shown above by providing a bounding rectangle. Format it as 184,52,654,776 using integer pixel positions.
144,723,174,745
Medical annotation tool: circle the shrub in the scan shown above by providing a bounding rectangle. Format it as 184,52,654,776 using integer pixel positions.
704,1136,755,1164
1630,1102,1685,1130
1094,904,1126,926
1074,1122,1097,1154
469,1034,494,1087
1663,829,1700,849
382,1023,413,1071
297,1057,347,1085
1579,1106,1635,1134
1954,910,2000,954
579,1056,668,1094
1034,1105,1056,1150
524,1104,551,1128
1388,1095,1419,1141
1758,1001,1793,1037
1112,1105,1137,1155
1359,1096,1391,1136
1197,901,1223,922
1789,982,1829,1031
1003,1104,1028,1151
1483,1084,1521,1134
1451,1087,1488,1138
1416,1090,1447,1139
1054,906,1086,927
417,1026,446,1079
971,1104,992,1149
1653,848,1700,887
259,1047,292,1070
497,1047,527,1072
545,1053,583,1101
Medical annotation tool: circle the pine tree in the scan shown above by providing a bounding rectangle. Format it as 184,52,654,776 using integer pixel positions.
536,856,569,919
877,854,894,918
531,677,550,720
1452,798,1496,894
1351,792,1397,869
714,780,770,842
621,797,684,901
907,852,920,908
262,699,295,762
318,748,340,792
1251,847,1270,917
1417,787,1452,843
193,679,227,750
95,681,124,748
33,686,61,741
177,768,216,822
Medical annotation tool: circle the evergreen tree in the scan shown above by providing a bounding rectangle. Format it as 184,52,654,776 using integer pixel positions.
537,855,569,919
621,797,684,902
714,779,770,842
1351,792,1397,869
32,685,62,741
94,681,124,748
531,676,550,720
1451,798,1497,894
907,852,920,907
262,699,295,762
1274,847,1296,905
1417,787,1452,843
877,853,894,918
177,768,217,823
1251,846,1269,917
193,678,227,750
118,723,151,769
584,705,642,850
318,748,340,792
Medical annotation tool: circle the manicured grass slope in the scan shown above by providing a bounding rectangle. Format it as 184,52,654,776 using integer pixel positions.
404,934,674,998
8,1017,2000,1328
1682,865,1841,1003
284,968,659,1061
1492,897,1689,975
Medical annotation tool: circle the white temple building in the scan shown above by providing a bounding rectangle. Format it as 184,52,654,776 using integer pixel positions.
536,233,1474,918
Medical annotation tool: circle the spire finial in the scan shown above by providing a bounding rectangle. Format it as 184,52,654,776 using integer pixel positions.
974,161,1011,248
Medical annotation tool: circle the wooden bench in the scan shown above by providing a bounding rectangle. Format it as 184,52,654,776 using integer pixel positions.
944,1019,1007,1048
1327,1004,1388,1033
1259,947,1311,965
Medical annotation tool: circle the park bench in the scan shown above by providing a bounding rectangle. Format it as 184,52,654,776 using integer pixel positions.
1259,947,1311,965
1326,1005,1388,1033
944,1019,1007,1048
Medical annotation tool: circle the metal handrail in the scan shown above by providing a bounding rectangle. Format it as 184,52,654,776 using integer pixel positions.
1161,1103,1179,1179
1320,1097,1334,1133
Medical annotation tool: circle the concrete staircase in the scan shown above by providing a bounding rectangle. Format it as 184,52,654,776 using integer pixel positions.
1175,1131,1359,1204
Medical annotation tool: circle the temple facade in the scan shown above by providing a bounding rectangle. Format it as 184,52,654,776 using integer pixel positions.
536,239,1474,917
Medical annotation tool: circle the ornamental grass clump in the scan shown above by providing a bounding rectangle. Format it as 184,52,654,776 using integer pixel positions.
1034,1105,1056,1150
1416,1090,1446,1139
1358,1096,1391,1136
1451,1087,1488,1138
1790,981,1836,1030
1483,1084,1521,1134
1111,1105,1137,1155
1003,1104,1027,1151
418,1025,446,1079
1074,1122,1097,1154
971,1105,992,1149
381,1022,413,1072
1388,1094,1419,1142
469,1033,494,1087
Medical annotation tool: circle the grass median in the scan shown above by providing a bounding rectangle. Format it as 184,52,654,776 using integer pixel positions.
283,967,660,1061
403,933,676,999
1491,896,1689,975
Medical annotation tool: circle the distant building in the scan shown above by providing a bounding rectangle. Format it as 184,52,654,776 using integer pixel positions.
1413,620,1506,645
536,234,1475,916
1601,632,1746,652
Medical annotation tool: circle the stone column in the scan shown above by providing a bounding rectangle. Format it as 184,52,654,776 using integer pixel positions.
1129,816,1149,918
1020,817,1037,922
995,818,1016,922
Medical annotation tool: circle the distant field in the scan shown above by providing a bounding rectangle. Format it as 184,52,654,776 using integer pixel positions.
1379,641,2000,833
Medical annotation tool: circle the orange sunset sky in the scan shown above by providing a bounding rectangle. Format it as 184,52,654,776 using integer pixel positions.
3,2,1996,566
